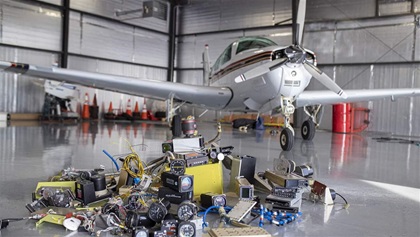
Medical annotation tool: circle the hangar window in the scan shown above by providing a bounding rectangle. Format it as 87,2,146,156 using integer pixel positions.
236,37,277,54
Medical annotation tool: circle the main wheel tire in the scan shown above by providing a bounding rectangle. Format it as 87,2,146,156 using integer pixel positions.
280,128,294,151
171,115,182,137
301,120,315,141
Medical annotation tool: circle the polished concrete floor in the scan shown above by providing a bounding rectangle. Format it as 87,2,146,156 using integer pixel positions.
0,121,419,237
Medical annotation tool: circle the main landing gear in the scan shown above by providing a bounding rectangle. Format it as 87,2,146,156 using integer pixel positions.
301,104,323,141
301,119,315,140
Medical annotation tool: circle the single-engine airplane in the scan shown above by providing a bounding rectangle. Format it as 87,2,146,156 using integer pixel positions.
1,0,420,151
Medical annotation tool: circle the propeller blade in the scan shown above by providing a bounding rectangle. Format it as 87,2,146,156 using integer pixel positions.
293,0,306,46
238,58,287,82
303,62,348,99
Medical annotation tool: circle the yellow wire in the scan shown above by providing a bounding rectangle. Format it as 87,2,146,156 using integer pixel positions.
121,139,144,178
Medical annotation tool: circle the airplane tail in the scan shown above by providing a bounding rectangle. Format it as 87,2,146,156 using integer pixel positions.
202,44,210,86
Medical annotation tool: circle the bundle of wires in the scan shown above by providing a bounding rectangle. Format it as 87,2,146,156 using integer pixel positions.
121,140,145,179
144,151,175,176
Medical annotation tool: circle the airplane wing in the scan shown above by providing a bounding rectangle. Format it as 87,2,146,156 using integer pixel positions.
295,89,420,108
0,61,233,109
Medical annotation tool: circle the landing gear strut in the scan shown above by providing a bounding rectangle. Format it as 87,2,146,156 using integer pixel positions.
279,97,295,151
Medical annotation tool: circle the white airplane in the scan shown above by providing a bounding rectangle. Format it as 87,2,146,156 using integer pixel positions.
1,0,419,151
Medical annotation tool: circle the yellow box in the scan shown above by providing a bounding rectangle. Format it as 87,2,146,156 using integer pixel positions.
166,162,223,199
34,181,76,199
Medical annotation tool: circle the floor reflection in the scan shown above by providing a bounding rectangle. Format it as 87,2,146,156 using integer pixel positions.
0,122,419,237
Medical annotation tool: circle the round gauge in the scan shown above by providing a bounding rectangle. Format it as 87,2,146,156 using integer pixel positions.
213,195,227,207
180,176,193,192
41,188,54,199
178,221,196,237
133,228,149,237
170,159,186,175
209,150,217,159
147,202,168,223
162,143,173,153
177,201,197,221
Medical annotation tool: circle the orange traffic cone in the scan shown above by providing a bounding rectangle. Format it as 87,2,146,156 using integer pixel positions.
132,101,141,120
108,102,113,113
104,101,116,120
141,99,148,120
126,99,132,116
134,101,140,114
81,93,90,119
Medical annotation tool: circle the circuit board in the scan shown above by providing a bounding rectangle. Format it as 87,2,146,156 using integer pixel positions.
208,227,271,237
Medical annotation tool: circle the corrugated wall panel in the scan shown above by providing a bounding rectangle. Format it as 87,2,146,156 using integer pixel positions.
244,28,292,46
219,0,276,30
133,28,168,67
177,1,221,34
306,0,376,21
178,0,291,35
70,0,169,33
79,15,135,62
68,11,82,55
334,24,414,63
69,13,168,67
368,64,419,136
175,70,203,86
0,46,59,113
303,31,334,64
378,1,411,16
0,0,62,51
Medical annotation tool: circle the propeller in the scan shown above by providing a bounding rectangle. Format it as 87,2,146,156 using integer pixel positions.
290,0,347,99
303,63,348,98
293,0,306,46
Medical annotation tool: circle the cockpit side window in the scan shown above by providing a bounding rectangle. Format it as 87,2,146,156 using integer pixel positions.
213,44,233,72
236,38,277,54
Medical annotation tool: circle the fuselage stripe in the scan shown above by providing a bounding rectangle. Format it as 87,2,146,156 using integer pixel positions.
211,51,272,81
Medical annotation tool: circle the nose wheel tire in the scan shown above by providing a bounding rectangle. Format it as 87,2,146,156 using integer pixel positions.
301,119,315,141
280,128,294,151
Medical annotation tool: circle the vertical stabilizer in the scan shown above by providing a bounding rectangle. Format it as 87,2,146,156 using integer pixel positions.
203,44,210,86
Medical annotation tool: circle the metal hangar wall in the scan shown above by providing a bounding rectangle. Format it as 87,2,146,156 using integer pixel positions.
0,0,419,136
0,0,169,116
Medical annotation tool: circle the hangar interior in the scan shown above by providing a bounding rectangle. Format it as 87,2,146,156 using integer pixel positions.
0,0,419,237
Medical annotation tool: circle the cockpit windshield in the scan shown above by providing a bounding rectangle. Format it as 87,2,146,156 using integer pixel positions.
236,37,277,54
212,37,277,74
